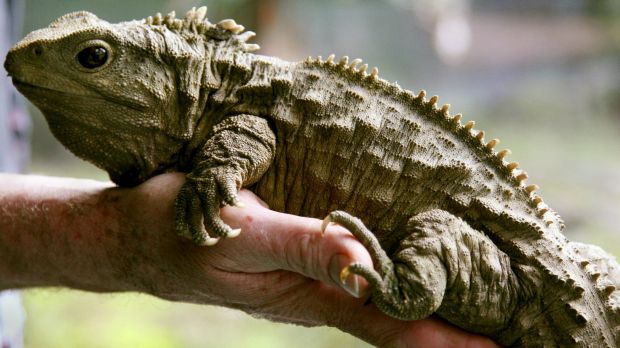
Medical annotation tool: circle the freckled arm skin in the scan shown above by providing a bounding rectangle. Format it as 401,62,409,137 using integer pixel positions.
0,173,498,348
0,175,126,291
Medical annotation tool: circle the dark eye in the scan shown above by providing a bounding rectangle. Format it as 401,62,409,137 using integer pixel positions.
77,46,108,69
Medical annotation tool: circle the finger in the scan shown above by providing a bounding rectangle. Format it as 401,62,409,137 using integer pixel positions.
306,288,500,348
235,189,270,208
398,317,501,348
232,275,498,348
218,202,373,297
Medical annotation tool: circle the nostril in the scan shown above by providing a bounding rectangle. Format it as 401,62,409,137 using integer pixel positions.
3,54,15,73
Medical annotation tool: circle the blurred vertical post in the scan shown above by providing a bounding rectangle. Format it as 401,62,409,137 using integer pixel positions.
0,0,29,347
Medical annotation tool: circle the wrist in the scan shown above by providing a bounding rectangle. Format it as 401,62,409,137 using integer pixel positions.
0,175,137,292
108,178,185,298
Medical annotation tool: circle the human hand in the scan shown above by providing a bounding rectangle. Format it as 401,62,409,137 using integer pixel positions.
0,173,498,347
115,173,499,348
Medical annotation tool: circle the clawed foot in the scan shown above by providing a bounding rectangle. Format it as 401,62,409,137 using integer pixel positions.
321,211,394,276
174,168,244,246
321,211,419,320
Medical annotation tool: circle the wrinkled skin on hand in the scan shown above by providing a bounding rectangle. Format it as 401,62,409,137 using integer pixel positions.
115,173,498,348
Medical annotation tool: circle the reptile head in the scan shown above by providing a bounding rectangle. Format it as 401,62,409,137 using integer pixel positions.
4,11,197,186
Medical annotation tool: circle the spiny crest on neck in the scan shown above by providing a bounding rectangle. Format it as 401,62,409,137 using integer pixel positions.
143,6,260,53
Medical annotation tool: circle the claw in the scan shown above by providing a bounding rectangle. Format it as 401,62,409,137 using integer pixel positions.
227,228,242,238
340,265,351,284
321,215,334,235
202,237,220,246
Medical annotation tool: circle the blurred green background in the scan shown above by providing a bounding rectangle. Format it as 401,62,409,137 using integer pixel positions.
13,0,620,347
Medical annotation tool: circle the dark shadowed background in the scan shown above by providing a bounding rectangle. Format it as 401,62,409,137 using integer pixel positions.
13,0,620,347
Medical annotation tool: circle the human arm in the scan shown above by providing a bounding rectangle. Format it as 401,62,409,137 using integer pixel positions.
0,173,498,347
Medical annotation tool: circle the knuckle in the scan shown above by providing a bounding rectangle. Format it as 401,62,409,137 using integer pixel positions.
283,231,326,280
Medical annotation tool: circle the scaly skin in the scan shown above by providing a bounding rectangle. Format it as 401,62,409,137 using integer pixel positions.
4,7,620,346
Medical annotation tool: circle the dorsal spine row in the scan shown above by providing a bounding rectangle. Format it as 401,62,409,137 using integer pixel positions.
303,54,564,229
143,7,260,52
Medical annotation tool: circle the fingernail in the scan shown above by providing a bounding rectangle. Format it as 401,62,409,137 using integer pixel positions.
329,254,364,298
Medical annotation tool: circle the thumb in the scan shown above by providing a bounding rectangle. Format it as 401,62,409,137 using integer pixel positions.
220,190,373,298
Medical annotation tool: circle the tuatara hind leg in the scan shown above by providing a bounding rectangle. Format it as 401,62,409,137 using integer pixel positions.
322,210,444,320
175,115,276,245
323,209,520,329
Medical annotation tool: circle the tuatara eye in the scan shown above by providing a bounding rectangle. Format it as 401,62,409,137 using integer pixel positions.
77,46,108,69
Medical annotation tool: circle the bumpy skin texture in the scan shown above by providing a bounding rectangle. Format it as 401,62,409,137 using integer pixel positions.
4,7,620,346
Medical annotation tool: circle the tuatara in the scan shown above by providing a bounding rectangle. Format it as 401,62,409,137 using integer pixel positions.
4,7,620,346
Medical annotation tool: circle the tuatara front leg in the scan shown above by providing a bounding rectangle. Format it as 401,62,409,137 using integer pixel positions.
323,209,523,339
175,115,276,245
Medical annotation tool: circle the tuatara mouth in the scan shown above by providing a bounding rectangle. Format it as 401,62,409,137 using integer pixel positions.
13,76,148,111
11,78,38,89
11,77,70,96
